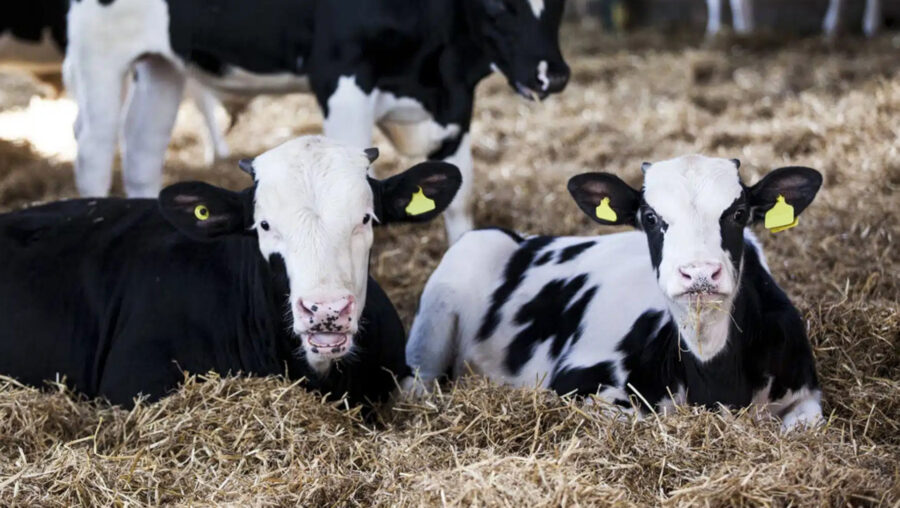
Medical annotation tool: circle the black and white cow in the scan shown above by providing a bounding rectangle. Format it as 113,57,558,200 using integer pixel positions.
64,0,570,242
0,0,241,166
705,0,882,38
406,155,823,430
0,135,461,408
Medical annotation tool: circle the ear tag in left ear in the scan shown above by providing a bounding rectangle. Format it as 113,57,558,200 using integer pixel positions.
405,187,436,216
765,195,796,233
595,197,617,222
194,204,210,221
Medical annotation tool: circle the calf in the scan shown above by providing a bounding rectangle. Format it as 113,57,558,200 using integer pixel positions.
64,0,570,242
0,0,239,165
705,0,882,38
824,0,882,38
406,155,823,430
705,0,754,35
0,136,461,408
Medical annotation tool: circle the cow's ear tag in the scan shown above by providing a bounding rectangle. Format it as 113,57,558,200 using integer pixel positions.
765,195,796,233
595,197,618,222
405,187,436,216
194,204,211,221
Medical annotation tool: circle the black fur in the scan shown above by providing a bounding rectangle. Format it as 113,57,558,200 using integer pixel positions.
1,0,68,51
556,240,596,264
0,197,409,409
505,274,598,374
477,236,554,341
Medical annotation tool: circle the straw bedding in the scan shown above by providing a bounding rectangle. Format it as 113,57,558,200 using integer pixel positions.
0,28,897,505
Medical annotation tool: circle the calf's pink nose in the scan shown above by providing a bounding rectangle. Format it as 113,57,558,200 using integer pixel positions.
678,262,723,284
297,296,355,325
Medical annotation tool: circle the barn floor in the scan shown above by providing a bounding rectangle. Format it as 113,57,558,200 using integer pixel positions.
0,28,898,505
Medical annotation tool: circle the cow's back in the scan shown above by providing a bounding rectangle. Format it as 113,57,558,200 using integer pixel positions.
0,198,285,404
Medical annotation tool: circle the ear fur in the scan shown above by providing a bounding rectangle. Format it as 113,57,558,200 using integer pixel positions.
371,162,462,224
567,172,641,227
159,182,254,240
748,166,823,223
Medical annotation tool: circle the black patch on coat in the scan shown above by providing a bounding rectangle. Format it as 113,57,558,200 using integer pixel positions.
718,193,748,273
550,360,616,397
1,0,68,50
534,250,554,266
477,236,554,341
557,241,595,264
504,275,598,375
639,202,668,272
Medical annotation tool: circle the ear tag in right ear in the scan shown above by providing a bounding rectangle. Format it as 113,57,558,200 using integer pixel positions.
405,187,436,216
765,195,795,232
595,197,617,222
194,204,210,221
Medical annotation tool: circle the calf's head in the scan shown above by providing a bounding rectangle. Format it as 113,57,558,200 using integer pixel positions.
465,0,570,100
569,155,821,357
160,136,461,368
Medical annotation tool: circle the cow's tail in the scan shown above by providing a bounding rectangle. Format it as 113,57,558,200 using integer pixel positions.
404,281,460,397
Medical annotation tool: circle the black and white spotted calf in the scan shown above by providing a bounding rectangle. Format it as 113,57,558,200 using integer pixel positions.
64,0,569,242
406,155,824,430
0,136,461,408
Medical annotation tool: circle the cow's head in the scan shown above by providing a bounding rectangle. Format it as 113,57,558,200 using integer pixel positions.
160,136,461,372
465,0,570,100
569,155,821,358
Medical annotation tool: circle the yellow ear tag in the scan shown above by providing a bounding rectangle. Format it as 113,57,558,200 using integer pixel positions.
595,197,618,222
405,187,436,216
765,195,796,233
194,204,210,221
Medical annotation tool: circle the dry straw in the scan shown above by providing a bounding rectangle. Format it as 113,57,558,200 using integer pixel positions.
0,28,897,505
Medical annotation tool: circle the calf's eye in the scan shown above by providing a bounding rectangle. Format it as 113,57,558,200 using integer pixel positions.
733,209,747,223
260,221,270,231
644,211,658,227
362,214,371,225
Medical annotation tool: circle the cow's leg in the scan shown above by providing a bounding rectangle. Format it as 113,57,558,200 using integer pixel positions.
439,133,475,243
863,0,882,37
322,76,375,149
730,0,754,34
121,56,186,198
777,389,823,432
823,0,843,38
65,57,128,197
185,79,230,166
705,0,722,35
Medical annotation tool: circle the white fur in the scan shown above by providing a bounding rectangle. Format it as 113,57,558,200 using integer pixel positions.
536,60,549,92
252,136,375,374
528,0,545,18
643,155,743,361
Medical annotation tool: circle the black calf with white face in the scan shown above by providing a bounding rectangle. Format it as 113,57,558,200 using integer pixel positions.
160,136,461,374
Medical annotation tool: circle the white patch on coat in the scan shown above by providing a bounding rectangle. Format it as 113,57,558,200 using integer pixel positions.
528,0,545,18
252,136,375,374
536,60,549,91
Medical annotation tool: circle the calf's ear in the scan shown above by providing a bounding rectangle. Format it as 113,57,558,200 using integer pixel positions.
567,172,641,227
748,166,822,224
159,182,253,240
372,161,462,224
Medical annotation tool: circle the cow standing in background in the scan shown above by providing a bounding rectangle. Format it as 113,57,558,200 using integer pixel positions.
65,0,571,243
406,155,823,431
0,0,241,166
705,0,882,38
0,136,461,408
824,0,882,38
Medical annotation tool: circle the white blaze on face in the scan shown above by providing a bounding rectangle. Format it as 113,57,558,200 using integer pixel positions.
642,155,744,360
251,137,375,368
528,0,545,18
